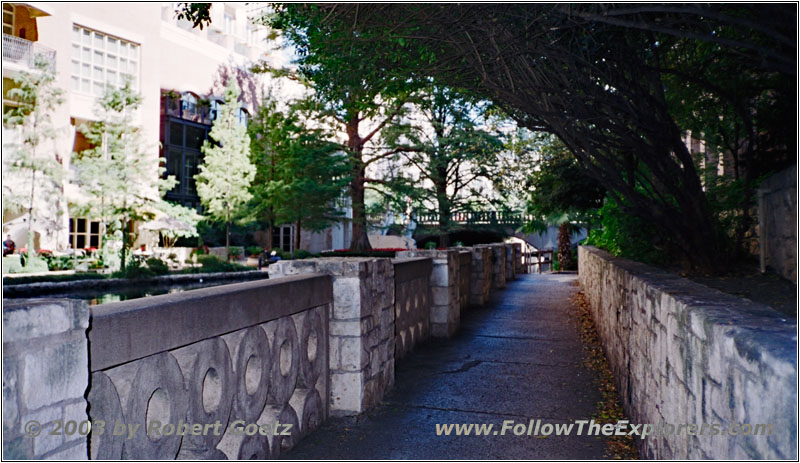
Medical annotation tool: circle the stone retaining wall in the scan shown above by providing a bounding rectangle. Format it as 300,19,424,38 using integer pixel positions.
392,258,432,360
87,275,331,459
396,250,461,338
579,246,797,459
490,244,506,290
469,246,492,306
268,259,395,416
758,165,797,283
457,251,472,312
3,244,524,460
3,299,90,460
3,270,268,298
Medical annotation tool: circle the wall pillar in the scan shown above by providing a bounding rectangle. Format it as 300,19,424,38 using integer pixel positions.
396,250,462,338
490,244,506,289
2,299,90,460
469,246,492,306
269,259,395,416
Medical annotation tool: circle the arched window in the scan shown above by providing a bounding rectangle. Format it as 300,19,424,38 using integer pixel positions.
209,99,222,121
181,92,197,116
237,107,249,126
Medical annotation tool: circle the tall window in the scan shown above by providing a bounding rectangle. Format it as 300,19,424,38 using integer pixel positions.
224,13,233,35
272,225,294,253
163,118,209,210
69,218,101,249
3,4,14,35
71,25,139,96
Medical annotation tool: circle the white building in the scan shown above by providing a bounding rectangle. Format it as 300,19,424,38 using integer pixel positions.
2,2,351,254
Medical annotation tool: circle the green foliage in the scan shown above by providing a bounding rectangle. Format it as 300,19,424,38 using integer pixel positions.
584,197,668,266
292,249,313,259
228,246,243,259
246,95,349,248
2,57,65,246
193,255,250,273
195,80,256,250
246,246,264,257
3,272,107,285
145,257,169,276
43,255,75,271
381,85,508,236
112,259,157,279
525,134,604,224
424,241,437,250
72,81,176,270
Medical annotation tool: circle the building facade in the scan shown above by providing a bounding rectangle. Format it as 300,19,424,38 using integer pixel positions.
2,2,352,254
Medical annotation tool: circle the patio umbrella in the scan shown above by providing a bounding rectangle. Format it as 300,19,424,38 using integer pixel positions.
140,216,193,232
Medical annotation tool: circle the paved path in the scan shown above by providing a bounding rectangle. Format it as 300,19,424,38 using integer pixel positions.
286,273,608,459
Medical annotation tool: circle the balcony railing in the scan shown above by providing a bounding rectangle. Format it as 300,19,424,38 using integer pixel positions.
2,34,56,71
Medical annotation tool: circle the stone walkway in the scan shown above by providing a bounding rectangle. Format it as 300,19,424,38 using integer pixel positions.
285,273,609,459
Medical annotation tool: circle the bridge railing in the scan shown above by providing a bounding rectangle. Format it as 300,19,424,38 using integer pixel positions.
414,210,530,227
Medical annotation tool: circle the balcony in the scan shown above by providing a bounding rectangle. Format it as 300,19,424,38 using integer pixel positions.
2,34,56,71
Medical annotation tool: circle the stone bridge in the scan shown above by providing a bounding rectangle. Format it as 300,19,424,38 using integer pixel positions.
2,243,795,459
413,210,588,250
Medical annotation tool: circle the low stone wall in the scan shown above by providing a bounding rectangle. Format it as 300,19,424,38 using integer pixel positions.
579,246,797,459
3,270,268,298
87,275,331,459
457,251,472,312
396,250,461,338
392,258,432,360
469,246,492,306
512,243,523,275
490,244,506,290
758,165,797,283
268,259,395,416
3,299,90,460
504,243,515,281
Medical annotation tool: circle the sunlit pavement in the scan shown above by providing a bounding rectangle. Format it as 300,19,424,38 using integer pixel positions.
284,273,608,460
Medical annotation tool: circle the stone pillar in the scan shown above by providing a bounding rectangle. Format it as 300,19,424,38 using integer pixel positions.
269,259,394,416
2,299,90,460
469,246,492,306
490,244,507,289
457,250,472,312
512,243,523,275
504,243,515,281
396,249,462,338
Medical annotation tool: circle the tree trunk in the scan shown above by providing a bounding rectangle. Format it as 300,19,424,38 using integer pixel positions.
265,219,273,251
294,219,302,252
557,222,574,271
225,221,231,261
27,169,36,253
346,114,372,251
120,219,128,271
436,180,450,248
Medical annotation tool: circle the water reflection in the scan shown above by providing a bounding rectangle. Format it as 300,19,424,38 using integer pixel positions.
49,281,234,306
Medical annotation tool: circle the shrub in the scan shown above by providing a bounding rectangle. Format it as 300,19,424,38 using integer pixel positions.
3,272,107,285
145,257,169,276
584,196,668,266
247,246,264,257
194,255,250,273
292,249,313,259
228,246,243,260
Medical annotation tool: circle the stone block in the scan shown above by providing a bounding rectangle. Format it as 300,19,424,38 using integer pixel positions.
329,372,363,415
3,301,72,343
22,340,88,411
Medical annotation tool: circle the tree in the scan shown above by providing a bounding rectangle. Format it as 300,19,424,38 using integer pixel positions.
264,4,794,273
247,96,349,251
73,81,176,270
261,7,425,251
2,57,64,259
195,80,255,256
382,86,506,246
